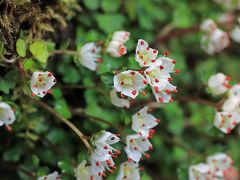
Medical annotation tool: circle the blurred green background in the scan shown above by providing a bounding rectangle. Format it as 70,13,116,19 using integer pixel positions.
0,0,240,179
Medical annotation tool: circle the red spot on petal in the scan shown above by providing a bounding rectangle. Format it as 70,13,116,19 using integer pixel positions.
225,76,231,81
153,49,157,54
159,97,164,102
160,66,164,70
143,80,148,84
154,86,159,93
132,90,137,95
140,40,144,45
141,91,147,96
130,71,135,75
172,60,176,64
156,119,161,123
175,69,180,73
155,79,159,83
168,77,172,82
164,51,169,56
151,59,156,63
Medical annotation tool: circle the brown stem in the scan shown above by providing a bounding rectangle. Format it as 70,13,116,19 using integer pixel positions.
32,99,93,152
50,49,78,56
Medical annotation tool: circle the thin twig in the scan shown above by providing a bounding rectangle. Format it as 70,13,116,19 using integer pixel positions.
50,49,78,56
32,99,93,152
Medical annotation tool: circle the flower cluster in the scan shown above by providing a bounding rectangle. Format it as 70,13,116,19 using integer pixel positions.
106,31,130,57
125,106,159,162
111,39,178,108
189,153,239,180
116,161,140,180
74,131,120,178
207,73,240,134
200,19,230,55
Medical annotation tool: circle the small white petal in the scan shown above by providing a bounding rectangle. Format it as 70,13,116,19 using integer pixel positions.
135,39,158,67
116,161,140,180
201,19,217,33
231,26,240,43
112,31,130,44
189,163,212,180
106,41,127,57
207,73,229,96
38,171,60,180
110,89,130,108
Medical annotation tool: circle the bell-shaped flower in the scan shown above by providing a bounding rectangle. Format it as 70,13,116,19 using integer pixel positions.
222,97,240,113
112,31,130,44
79,42,101,71
30,71,56,98
132,106,160,137
116,161,140,180
106,41,127,57
152,83,177,103
125,134,152,162
114,70,147,99
188,163,212,180
38,171,60,180
0,102,16,127
200,19,217,33
213,112,240,134
135,39,158,67
90,147,116,177
207,73,231,96
231,26,240,43
110,89,130,108
75,160,102,180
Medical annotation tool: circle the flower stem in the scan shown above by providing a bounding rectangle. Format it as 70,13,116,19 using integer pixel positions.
33,99,93,152
50,49,79,56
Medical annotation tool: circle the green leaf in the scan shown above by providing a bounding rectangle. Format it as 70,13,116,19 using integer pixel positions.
54,99,72,119
23,59,34,70
30,40,49,63
16,39,26,57
83,0,99,10
96,14,125,33
101,73,114,87
101,0,120,12
58,160,73,174
177,167,188,180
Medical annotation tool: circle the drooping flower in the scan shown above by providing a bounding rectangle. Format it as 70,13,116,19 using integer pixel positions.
213,112,240,134
106,31,130,57
188,163,212,180
114,70,147,99
30,71,56,98
0,102,16,127
125,134,152,162
79,42,101,71
207,73,231,96
135,39,158,67
38,171,60,180
132,106,160,137
151,83,177,103
110,89,130,108
116,161,140,180
231,26,240,43
75,160,102,180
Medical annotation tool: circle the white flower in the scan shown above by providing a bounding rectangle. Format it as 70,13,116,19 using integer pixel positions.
114,70,147,99
152,83,177,103
188,163,212,180
110,89,130,108
207,73,231,96
75,160,102,180
201,28,230,55
231,26,240,43
116,161,140,180
30,71,56,98
112,31,130,44
125,134,152,162
79,42,101,71
213,112,240,134
200,19,217,33
0,102,16,127
132,106,160,137
135,39,158,67
90,147,116,177
144,57,176,89
38,171,60,180
106,31,130,57
106,41,127,57
222,97,240,113
207,153,233,178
